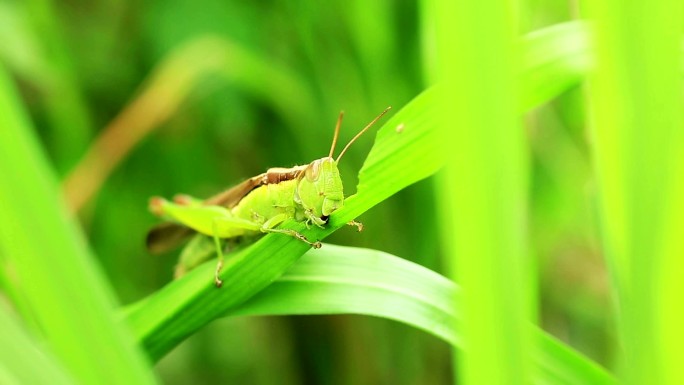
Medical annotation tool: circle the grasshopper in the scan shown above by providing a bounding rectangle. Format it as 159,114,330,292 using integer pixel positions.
147,107,391,287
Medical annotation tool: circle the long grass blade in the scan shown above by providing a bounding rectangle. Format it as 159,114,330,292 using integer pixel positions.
0,305,75,385
228,245,616,385
0,64,156,384
584,0,684,383
434,0,531,383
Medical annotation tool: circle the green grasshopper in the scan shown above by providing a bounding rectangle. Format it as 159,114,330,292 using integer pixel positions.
147,107,391,287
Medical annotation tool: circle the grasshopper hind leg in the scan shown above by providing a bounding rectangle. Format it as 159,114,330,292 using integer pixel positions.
211,237,244,288
211,220,243,288
209,215,261,288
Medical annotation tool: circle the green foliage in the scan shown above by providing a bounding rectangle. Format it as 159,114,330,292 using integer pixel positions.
0,305,75,384
231,244,616,385
585,0,684,383
435,0,531,384
0,64,155,384
1,1,679,384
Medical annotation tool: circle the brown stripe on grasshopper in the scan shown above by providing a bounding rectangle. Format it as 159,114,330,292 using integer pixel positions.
206,166,307,207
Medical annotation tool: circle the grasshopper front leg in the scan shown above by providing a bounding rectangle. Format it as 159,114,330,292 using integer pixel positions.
261,213,322,249
302,209,327,229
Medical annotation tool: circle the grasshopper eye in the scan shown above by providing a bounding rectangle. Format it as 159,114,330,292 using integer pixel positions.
305,160,321,181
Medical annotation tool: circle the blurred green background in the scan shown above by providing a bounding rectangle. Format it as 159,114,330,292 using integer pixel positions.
1,1,614,384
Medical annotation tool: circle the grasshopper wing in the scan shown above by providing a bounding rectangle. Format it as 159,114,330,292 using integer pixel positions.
204,174,268,208
146,222,196,254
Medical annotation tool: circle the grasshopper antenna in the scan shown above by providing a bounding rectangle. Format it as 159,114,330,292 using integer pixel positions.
329,111,344,158
336,106,392,162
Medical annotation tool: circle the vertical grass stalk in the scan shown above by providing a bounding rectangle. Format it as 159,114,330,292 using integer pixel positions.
584,0,684,383
433,0,531,384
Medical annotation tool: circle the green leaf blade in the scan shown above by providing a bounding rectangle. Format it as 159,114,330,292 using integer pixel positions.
0,65,156,383
435,0,532,384
231,245,615,385
0,305,75,385
585,0,684,383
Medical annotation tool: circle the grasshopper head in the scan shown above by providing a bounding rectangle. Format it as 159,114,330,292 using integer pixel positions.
316,157,344,216
296,157,344,221
296,107,391,223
